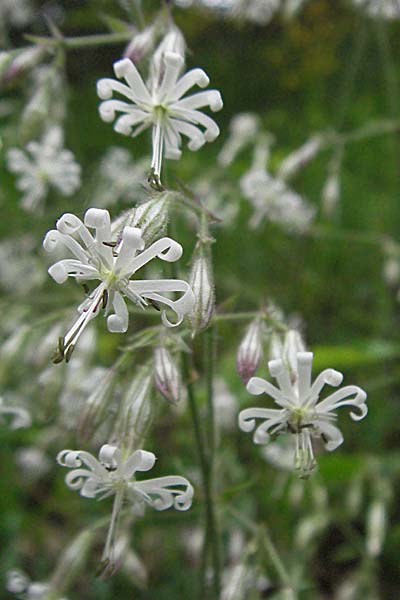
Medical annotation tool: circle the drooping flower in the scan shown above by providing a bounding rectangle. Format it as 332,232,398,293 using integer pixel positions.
97,51,223,185
43,208,194,362
57,445,194,568
7,126,81,212
239,351,367,477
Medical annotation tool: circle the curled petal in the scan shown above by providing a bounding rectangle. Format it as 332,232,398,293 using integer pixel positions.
238,407,286,444
107,292,129,333
309,367,343,401
124,449,156,478
113,58,152,104
128,237,183,275
170,68,210,102
57,449,82,468
127,279,194,327
314,420,344,451
99,444,121,469
246,377,291,409
65,468,99,496
56,213,94,249
133,475,194,511
316,385,367,416
48,260,98,284
43,230,89,264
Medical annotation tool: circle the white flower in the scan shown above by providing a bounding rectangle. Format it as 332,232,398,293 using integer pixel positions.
0,0,33,27
97,52,223,183
6,569,68,600
57,445,193,510
7,127,81,212
241,166,315,232
0,397,30,429
95,147,148,207
43,208,194,361
352,0,400,20
239,351,367,476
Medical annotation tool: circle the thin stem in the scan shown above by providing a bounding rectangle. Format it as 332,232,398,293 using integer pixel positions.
229,508,296,595
24,31,133,50
102,487,125,566
336,15,368,130
182,350,221,598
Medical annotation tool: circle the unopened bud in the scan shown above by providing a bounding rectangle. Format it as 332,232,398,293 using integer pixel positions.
20,66,65,142
78,368,117,442
278,135,323,181
3,46,46,84
50,529,95,593
366,500,387,558
236,317,264,383
154,346,181,404
123,24,157,63
112,364,155,450
283,329,306,380
322,149,342,216
132,192,171,246
189,230,215,335
321,173,340,216
150,26,186,88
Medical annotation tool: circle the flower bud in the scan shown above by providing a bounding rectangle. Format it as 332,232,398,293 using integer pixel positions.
154,346,181,404
132,192,172,246
366,500,387,558
322,150,342,217
189,232,215,335
123,24,157,63
19,67,65,142
78,367,117,442
236,317,264,383
149,26,186,89
2,46,45,83
49,529,96,593
278,135,323,181
112,364,155,450
283,329,306,380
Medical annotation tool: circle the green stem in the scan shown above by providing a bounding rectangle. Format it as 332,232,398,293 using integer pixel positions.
229,508,296,595
182,350,221,598
24,30,133,50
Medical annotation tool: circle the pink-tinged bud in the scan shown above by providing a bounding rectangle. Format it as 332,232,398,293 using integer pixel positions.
3,46,46,84
236,318,264,383
123,24,157,64
189,232,215,336
154,346,181,404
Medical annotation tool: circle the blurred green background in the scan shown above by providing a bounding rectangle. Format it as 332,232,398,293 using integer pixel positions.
1,1,400,598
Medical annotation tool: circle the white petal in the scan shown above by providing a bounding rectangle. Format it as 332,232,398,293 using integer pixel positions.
107,292,129,333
